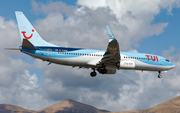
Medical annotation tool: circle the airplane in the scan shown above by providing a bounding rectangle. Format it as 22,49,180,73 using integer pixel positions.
7,11,175,78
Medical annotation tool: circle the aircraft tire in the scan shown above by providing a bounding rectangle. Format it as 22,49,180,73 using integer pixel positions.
90,71,97,77
158,75,162,78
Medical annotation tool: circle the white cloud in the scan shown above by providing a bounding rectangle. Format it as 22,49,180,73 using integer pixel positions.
21,70,38,90
0,14,49,110
32,0,172,51
31,1,76,15
128,49,139,53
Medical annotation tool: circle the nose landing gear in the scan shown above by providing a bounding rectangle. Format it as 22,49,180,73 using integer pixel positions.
158,71,162,78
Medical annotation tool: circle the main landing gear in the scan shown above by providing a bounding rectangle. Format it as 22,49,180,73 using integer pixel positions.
90,68,108,77
158,71,162,78
90,69,97,77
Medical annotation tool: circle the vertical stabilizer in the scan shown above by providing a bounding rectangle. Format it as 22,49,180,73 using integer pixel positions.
15,11,57,47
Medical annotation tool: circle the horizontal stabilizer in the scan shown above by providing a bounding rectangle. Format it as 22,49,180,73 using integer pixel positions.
5,48,20,50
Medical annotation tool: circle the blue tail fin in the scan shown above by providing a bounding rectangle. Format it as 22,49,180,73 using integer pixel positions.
15,11,57,47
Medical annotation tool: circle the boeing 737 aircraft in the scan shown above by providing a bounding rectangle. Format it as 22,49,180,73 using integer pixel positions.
7,11,175,78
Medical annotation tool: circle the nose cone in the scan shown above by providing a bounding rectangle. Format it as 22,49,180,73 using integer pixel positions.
169,62,175,69
172,64,175,68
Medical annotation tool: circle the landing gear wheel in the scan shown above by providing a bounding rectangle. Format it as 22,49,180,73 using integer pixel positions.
158,75,162,78
90,71,97,77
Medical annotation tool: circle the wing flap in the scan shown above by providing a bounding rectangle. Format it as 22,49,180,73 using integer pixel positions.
87,60,100,66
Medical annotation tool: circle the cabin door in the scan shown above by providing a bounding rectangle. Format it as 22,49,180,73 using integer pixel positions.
159,58,163,65
47,49,52,57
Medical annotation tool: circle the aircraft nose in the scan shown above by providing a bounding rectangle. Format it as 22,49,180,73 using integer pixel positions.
170,63,175,69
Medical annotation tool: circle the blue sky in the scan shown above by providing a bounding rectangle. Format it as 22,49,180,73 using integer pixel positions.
1,0,180,112
138,8,180,55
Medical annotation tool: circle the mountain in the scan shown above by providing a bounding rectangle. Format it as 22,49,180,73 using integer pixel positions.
0,104,35,113
1,96,180,113
0,99,109,113
112,96,180,113
37,99,109,113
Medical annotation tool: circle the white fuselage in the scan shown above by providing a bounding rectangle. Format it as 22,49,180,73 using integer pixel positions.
21,47,175,72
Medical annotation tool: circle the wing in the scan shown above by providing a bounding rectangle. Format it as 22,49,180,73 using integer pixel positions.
99,25,120,69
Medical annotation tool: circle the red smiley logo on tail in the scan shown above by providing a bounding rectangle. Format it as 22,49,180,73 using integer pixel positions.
109,34,112,37
21,29,34,39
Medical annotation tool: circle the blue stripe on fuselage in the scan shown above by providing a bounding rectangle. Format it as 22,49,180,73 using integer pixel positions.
35,46,82,52
21,46,105,58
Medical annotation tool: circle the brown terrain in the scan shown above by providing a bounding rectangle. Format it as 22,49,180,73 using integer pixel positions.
0,104,35,113
0,99,109,113
112,96,180,113
0,96,180,113
37,99,109,113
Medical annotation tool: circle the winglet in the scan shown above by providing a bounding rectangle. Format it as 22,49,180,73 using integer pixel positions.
106,25,115,43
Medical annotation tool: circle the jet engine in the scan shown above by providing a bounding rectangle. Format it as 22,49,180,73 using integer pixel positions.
97,69,116,74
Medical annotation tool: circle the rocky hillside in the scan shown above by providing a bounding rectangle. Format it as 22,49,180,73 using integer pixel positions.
37,99,109,113
0,104,35,113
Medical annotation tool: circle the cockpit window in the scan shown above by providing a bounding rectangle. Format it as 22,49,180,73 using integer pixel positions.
165,59,169,62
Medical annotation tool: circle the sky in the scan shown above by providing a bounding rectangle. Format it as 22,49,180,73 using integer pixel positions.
0,0,180,112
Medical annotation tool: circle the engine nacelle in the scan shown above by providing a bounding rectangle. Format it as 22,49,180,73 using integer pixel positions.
98,69,116,74
120,61,135,69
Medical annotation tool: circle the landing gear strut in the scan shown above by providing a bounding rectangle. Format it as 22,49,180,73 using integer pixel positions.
90,69,97,77
158,71,162,78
